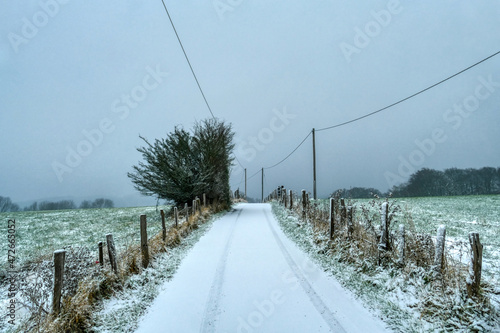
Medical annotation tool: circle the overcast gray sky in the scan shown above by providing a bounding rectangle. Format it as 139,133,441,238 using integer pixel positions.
1,1,499,206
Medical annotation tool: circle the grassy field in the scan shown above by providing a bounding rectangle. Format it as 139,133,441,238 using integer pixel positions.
0,206,171,270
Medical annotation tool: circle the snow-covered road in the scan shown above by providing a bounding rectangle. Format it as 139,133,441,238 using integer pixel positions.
135,203,389,333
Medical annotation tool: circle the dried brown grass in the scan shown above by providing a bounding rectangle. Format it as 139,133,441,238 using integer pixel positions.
22,205,218,333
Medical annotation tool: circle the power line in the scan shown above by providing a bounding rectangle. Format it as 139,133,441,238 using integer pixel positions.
264,131,312,170
243,130,311,186
160,0,216,119
247,169,261,181
316,50,500,132
241,50,500,191
233,154,245,169
160,0,250,176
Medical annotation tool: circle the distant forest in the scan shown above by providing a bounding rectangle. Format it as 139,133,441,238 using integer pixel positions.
334,167,500,198
0,197,114,212
389,167,500,197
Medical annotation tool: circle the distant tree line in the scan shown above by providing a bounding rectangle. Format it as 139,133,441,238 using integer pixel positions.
0,196,20,212
38,200,77,211
390,167,500,197
331,187,383,199
0,196,114,212
330,167,500,199
79,198,114,209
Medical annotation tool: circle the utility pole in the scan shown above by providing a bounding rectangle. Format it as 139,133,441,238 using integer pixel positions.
312,128,317,200
244,168,247,199
261,168,264,203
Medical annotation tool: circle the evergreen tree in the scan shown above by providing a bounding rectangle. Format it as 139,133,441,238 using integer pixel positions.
128,119,234,208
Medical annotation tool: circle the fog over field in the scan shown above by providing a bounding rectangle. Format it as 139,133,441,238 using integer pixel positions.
1,1,500,204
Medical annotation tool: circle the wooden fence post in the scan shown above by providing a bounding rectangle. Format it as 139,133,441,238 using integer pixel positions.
52,249,66,315
160,210,166,242
106,234,117,273
203,193,206,207
283,188,287,208
467,232,483,297
140,215,149,269
433,225,446,275
301,190,306,219
305,193,310,220
98,241,104,266
397,224,405,266
379,202,390,251
289,190,293,209
192,200,196,215
197,197,202,214
329,198,335,240
174,207,178,228
347,206,353,238
185,203,189,222
340,198,346,226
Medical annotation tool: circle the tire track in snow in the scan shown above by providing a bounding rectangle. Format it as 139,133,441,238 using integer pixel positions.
264,209,347,333
199,207,242,333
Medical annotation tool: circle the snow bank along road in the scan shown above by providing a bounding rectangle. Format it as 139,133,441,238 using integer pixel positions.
136,203,389,333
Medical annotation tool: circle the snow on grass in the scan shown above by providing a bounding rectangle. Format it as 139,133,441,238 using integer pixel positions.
0,206,208,333
90,210,225,333
271,201,500,332
318,195,500,285
0,206,168,270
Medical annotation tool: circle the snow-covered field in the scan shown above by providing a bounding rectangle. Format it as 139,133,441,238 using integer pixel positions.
0,196,498,332
0,206,167,269
340,195,500,284
0,206,169,332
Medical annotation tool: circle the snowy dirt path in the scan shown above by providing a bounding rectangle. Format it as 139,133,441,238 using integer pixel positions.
135,203,390,333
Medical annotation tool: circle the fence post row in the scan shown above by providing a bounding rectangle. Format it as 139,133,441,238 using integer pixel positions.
52,249,66,315
268,189,486,300
106,234,117,273
140,214,149,269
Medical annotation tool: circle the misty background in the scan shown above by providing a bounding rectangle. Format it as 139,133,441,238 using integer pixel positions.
1,1,499,207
